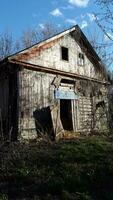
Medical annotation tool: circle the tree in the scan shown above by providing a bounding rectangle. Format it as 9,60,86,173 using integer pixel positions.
0,23,61,58
37,22,60,41
21,27,38,48
94,0,113,69
0,30,13,59
95,0,113,39
94,1,113,132
88,30,106,58
21,22,61,48
14,40,21,53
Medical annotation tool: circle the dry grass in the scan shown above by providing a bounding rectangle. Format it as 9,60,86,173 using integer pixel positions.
0,136,113,199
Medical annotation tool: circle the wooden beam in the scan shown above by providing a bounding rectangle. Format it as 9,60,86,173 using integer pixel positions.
9,59,109,84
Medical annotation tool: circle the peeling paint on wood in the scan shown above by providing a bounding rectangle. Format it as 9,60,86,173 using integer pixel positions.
0,25,109,140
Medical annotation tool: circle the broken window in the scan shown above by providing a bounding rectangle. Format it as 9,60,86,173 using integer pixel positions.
61,46,69,61
78,52,85,66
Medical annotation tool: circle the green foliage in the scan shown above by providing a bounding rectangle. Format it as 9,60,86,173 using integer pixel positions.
0,193,8,200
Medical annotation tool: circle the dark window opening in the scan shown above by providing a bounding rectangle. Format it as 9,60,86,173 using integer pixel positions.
78,53,84,66
61,79,75,85
60,99,73,131
61,46,69,61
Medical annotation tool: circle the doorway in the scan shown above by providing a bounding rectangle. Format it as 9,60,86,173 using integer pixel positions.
60,99,73,131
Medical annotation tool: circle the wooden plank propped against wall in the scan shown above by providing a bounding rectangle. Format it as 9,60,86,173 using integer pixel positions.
50,103,64,139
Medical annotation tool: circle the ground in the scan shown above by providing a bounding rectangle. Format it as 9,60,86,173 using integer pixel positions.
0,135,113,200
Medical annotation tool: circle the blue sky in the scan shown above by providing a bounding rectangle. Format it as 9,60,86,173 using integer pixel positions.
0,0,101,39
1,0,113,69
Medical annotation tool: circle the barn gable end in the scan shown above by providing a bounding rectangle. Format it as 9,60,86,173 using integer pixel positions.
0,25,109,140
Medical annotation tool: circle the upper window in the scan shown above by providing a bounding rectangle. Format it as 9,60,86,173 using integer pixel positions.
78,53,85,66
61,46,69,61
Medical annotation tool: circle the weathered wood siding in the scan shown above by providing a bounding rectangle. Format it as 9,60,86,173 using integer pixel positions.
25,34,103,80
78,96,92,132
0,28,109,140
18,69,55,139
18,68,108,139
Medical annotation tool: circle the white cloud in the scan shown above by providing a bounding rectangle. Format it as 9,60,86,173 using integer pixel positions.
39,23,45,29
66,18,77,25
50,8,62,17
87,13,96,22
81,20,88,29
69,0,89,7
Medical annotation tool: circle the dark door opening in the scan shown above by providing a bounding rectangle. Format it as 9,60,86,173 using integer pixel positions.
60,99,73,131
8,72,18,141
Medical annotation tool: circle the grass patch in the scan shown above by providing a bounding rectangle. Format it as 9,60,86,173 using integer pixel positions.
0,136,113,199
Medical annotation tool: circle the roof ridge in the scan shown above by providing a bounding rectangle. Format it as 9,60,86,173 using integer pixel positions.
8,25,78,59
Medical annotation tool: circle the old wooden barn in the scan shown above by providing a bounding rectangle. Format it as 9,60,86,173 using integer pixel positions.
0,25,109,140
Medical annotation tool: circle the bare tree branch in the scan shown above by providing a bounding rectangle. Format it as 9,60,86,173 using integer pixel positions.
0,30,13,59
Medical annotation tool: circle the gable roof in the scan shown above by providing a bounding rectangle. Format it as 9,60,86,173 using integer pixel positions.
3,25,100,62
0,25,108,82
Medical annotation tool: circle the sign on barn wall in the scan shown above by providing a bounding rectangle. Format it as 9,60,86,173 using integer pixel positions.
55,89,78,100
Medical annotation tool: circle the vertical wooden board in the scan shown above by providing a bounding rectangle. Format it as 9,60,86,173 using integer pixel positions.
51,103,64,138
73,99,79,132
71,100,76,132
18,68,57,139
78,96,92,132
